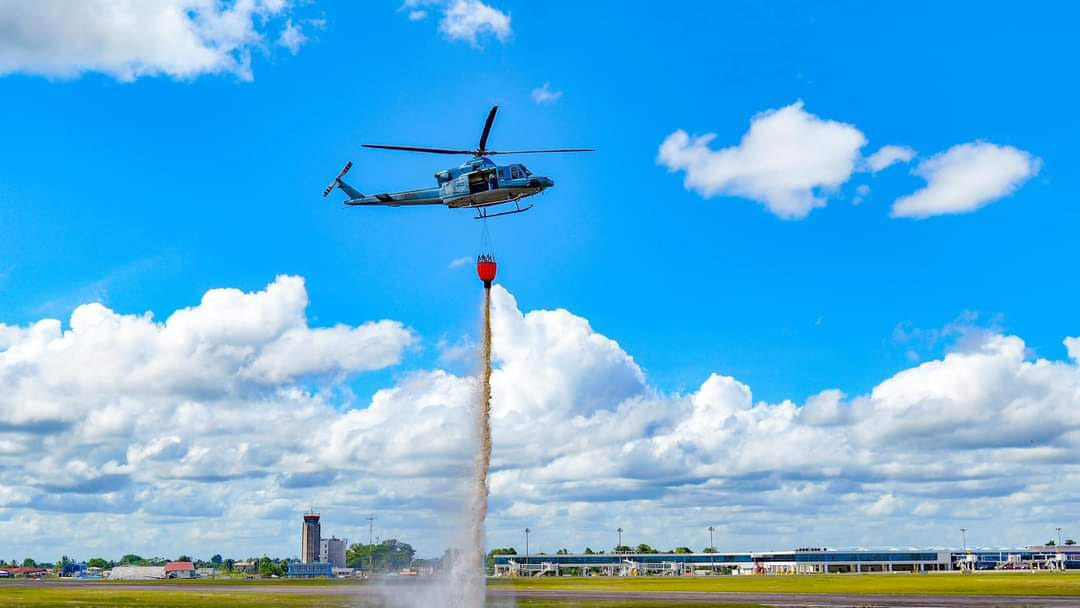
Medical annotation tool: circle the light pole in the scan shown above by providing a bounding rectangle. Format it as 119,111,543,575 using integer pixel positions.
367,514,375,577
524,528,530,563
617,527,623,552
707,526,716,572
960,528,969,573
1057,527,1063,547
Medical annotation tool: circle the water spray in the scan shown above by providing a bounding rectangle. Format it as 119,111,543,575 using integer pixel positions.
389,227,497,608
465,226,496,605
437,224,497,608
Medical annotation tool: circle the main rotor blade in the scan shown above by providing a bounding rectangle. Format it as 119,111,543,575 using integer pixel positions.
485,148,595,155
362,144,473,155
478,105,498,153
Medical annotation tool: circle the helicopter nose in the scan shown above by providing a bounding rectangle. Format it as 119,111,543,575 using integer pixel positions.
541,177,554,188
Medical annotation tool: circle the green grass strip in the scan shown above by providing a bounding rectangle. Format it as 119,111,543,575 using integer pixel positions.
490,572,1080,596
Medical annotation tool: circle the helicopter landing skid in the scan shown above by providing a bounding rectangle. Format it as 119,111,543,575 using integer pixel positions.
473,199,533,219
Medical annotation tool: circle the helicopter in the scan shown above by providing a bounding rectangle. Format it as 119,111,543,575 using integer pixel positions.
322,106,592,218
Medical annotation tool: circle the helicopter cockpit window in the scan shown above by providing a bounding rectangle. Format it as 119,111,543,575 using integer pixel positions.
511,166,523,179
522,166,532,176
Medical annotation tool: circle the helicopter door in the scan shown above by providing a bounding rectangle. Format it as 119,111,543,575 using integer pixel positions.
468,170,495,194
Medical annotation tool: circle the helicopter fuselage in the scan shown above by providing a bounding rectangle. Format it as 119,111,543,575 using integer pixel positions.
323,105,588,218
343,157,554,209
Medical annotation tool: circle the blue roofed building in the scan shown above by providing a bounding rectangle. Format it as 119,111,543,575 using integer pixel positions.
287,561,333,579
492,547,1080,577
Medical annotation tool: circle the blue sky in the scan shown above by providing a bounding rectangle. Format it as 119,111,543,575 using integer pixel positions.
2,2,1075,402
1,1,1079,561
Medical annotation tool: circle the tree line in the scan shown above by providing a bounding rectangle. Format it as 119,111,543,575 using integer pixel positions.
11,536,1077,576
2,554,280,576
488,543,711,561
345,539,417,571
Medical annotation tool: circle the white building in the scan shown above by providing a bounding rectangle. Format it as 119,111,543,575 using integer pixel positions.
107,566,165,580
321,536,348,569
493,547,1080,576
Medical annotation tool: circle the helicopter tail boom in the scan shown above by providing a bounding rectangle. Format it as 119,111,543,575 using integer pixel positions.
322,161,364,199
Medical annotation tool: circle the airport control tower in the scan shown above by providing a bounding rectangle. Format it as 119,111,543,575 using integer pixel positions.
301,511,321,563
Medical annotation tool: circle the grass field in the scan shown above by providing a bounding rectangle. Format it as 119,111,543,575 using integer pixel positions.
490,571,1080,596
0,587,348,608
79,578,361,586
0,585,764,608
3,573,1079,607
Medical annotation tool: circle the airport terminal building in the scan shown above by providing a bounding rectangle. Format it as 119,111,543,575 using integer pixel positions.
493,546,1080,577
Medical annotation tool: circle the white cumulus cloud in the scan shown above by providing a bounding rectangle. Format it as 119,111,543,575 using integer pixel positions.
657,101,868,219
3,281,1080,560
0,0,303,82
891,142,1041,219
277,19,306,55
853,183,870,205
865,145,917,172
531,82,563,105
403,0,510,46
440,0,511,45
1065,337,1080,361
0,276,415,430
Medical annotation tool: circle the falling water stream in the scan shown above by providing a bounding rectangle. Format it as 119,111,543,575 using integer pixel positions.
375,280,495,608
445,285,493,607
466,284,494,605
418,285,493,608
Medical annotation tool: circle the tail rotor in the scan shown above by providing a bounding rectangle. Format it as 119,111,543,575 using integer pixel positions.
322,161,353,197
